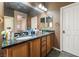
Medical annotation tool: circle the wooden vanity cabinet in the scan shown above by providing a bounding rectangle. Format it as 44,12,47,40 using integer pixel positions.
3,48,12,57
2,33,54,57
50,33,54,48
3,42,30,57
30,38,41,57
47,35,51,54
41,36,47,57
12,42,30,57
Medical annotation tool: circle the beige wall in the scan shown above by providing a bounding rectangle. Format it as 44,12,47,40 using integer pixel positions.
0,2,4,17
0,2,4,32
0,2,4,46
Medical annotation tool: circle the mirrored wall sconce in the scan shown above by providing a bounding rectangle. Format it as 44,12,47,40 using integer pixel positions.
38,4,47,11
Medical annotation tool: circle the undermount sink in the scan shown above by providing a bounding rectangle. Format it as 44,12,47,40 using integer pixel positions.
16,36,32,40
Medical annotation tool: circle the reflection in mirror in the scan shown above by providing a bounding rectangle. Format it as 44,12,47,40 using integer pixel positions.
40,16,53,29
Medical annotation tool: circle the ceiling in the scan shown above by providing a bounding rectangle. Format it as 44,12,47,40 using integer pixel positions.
30,2,73,10
4,2,43,17
46,2,74,10
4,2,74,17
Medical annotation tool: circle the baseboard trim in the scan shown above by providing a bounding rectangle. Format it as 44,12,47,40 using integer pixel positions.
52,47,62,52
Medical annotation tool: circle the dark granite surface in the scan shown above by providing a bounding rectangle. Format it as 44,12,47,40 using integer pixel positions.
1,32,54,49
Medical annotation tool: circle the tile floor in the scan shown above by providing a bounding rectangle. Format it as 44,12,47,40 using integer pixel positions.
47,49,77,57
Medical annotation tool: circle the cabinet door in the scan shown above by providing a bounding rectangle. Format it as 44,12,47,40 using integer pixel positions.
41,45,47,57
50,33,54,48
41,36,47,57
3,48,12,57
12,42,29,57
47,35,52,54
30,39,40,57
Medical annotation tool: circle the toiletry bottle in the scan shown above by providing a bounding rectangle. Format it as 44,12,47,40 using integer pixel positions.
6,31,8,46
11,32,14,44
2,34,6,47
1,31,7,47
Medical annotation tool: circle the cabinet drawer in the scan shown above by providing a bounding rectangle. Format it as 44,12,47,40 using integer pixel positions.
42,39,46,42
42,37,46,41
41,41,46,46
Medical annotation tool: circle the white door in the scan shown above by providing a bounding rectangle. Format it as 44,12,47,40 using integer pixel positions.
61,3,79,56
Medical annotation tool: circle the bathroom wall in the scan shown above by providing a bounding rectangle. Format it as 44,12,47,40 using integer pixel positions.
0,2,4,46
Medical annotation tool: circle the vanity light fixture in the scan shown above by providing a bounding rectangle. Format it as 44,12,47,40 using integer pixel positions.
38,4,42,8
41,6,45,10
38,4,47,11
44,8,47,11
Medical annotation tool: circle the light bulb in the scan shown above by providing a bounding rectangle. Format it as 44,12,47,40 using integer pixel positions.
38,4,42,8
41,6,45,10
44,8,47,11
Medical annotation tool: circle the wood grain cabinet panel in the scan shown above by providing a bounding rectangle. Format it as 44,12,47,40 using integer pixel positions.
50,33,54,48
3,48,12,57
47,35,51,54
30,39,40,57
41,36,47,57
2,33,54,57
12,42,29,57
41,49,47,57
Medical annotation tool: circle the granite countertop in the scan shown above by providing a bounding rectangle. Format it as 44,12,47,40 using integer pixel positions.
1,32,54,49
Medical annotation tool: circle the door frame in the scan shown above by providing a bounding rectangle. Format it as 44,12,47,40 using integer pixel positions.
60,2,79,51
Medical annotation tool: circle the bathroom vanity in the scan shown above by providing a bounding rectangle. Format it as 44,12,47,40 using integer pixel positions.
1,32,54,57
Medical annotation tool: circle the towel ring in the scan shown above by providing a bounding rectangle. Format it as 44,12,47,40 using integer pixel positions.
0,17,3,24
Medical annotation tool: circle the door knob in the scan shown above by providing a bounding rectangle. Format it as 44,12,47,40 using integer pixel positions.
63,30,65,33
